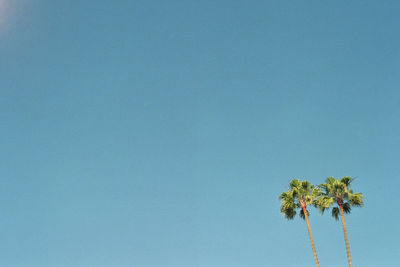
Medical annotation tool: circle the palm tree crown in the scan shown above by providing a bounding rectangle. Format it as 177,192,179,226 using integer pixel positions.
316,177,363,219
279,179,322,219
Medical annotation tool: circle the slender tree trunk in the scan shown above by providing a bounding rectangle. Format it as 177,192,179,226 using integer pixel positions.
301,206,320,267
339,204,352,267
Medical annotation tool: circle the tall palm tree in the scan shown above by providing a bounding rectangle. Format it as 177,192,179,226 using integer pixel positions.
316,177,363,267
279,179,322,267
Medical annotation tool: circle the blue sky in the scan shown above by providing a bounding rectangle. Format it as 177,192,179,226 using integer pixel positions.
1,0,399,266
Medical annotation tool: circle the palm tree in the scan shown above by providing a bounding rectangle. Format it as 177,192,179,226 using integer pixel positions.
279,179,322,267
316,177,363,267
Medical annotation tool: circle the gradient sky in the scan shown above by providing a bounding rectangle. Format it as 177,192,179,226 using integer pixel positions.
1,1,399,266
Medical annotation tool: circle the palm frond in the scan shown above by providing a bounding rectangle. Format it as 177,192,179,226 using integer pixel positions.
326,177,336,184
299,208,309,220
289,179,301,189
319,183,328,192
342,202,351,214
340,176,354,187
348,192,364,207
301,180,311,191
278,191,291,201
281,206,297,220
311,187,323,198
314,196,334,214
332,207,340,221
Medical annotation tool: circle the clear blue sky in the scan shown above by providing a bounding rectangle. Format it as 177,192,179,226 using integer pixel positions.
1,0,399,266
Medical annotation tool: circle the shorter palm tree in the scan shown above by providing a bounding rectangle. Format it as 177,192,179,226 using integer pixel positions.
279,179,322,267
316,177,363,267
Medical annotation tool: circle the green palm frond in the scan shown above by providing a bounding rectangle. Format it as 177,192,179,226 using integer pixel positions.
332,207,340,220
278,191,292,201
314,195,334,214
342,202,351,214
311,187,323,198
326,177,336,184
319,183,328,192
299,208,309,219
340,176,354,187
301,180,312,191
281,206,297,219
348,192,364,207
289,179,301,189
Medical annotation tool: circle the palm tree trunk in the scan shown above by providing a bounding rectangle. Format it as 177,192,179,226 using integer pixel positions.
302,206,320,267
339,204,352,267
